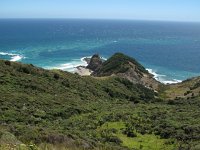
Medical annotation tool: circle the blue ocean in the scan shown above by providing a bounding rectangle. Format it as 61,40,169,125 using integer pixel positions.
0,19,200,83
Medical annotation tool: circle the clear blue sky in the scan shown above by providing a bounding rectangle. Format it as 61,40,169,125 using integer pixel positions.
1,0,200,22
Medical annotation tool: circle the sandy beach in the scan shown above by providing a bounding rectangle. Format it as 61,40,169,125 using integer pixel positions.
75,66,92,76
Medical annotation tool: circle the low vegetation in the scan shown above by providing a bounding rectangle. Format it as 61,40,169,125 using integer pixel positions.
0,53,200,149
93,53,148,76
160,77,200,100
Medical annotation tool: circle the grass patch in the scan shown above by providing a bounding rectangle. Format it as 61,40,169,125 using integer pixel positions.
99,122,177,150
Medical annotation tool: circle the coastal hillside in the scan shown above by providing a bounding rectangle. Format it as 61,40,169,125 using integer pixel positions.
160,76,200,100
91,53,161,90
0,54,200,150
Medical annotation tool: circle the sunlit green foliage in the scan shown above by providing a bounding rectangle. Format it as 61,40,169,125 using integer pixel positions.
0,59,200,149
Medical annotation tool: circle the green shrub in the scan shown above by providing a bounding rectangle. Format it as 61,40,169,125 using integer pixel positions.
53,73,60,80
4,60,11,66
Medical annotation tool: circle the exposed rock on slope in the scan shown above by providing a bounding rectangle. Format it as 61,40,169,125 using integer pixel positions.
92,53,161,90
86,54,103,72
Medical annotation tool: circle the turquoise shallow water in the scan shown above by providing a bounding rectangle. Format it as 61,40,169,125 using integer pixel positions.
0,19,200,83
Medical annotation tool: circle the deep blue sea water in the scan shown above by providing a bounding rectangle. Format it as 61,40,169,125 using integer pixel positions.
0,19,200,83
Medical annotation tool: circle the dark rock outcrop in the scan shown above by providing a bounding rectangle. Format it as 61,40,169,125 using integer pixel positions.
86,54,103,72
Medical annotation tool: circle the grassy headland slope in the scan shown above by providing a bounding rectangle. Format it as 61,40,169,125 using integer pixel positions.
160,77,200,100
92,53,161,90
0,54,200,150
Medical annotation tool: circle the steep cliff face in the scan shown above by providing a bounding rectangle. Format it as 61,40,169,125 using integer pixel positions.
86,54,103,72
92,53,161,90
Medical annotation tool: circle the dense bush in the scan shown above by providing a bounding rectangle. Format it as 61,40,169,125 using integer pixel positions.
0,59,200,149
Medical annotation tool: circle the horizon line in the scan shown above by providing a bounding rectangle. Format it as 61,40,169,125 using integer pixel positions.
0,17,200,24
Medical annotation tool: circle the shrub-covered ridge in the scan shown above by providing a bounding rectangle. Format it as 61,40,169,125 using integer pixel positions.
0,53,200,149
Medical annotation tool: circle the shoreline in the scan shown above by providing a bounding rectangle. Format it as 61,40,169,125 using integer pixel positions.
75,66,93,76
74,57,93,76
0,52,185,84
0,52,24,62
74,56,105,76
146,68,182,84
74,56,183,84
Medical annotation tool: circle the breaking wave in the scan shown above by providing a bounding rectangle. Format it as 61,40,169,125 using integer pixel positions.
0,52,24,62
147,68,182,84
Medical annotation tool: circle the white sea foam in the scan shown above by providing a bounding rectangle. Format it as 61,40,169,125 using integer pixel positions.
46,56,107,72
162,80,182,84
0,51,24,62
80,56,107,64
80,56,92,65
46,56,90,72
0,52,15,56
54,64,74,70
47,63,80,72
147,68,182,84
10,55,23,61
